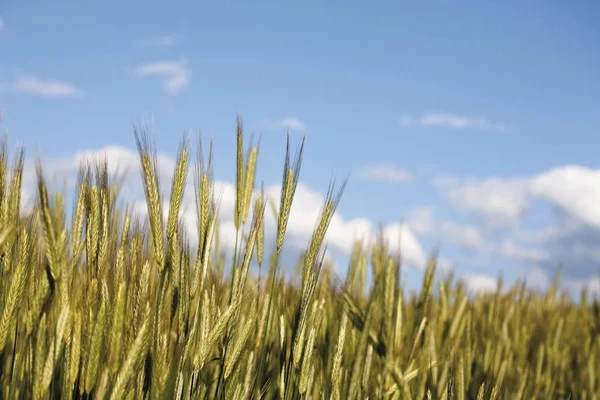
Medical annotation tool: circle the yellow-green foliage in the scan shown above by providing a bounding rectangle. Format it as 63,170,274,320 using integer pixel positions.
0,120,598,400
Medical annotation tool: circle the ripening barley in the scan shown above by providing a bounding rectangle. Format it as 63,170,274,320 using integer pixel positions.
0,122,596,400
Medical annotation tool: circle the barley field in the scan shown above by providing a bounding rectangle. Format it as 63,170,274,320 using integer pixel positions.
0,119,598,399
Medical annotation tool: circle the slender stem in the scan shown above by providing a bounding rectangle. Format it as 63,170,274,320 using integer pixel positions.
215,227,241,399
254,250,281,397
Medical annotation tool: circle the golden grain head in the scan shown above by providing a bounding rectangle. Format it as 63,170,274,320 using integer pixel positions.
0,120,595,400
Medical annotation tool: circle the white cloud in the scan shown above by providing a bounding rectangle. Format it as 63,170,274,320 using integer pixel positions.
462,267,554,295
359,164,413,183
136,35,181,48
437,166,600,231
517,226,564,244
462,274,499,294
531,166,600,229
0,17,4,32
264,182,426,268
430,165,600,288
28,144,429,270
407,208,434,235
432,173,459,189
380,223,427,267
400,112,506,131
26,145,600,294
420,113,493,130
442,222,484,249
461,267,599,298
494,239,549,264
11,75,84,98
444,177,530,228
74,145,149,175
134,59,191,95
565,277,600,297
260,117,306,132
408,207,484,250
524,267,550,291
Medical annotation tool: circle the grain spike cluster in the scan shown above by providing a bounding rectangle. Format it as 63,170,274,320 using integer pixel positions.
0,119,597,399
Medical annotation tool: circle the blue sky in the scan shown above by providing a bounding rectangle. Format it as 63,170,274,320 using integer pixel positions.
1,1,600,296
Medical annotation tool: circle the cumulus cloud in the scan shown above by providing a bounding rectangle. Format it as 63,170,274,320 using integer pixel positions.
263,182,426,268
358,164,413,183
519,217,600,279
25,144,600,295
8,75,84,98
134,59,191,95
407,207,484,250
494,239,549,264
30,144,429,271
443,177,530,228
462,274,499,294
260,117,306,132
462,267,552,295
435,166,600,232
565,277,600,297
400,112,507,131
531,166,600,229
430,164,600,287
460,266,598,298
524,267,551,291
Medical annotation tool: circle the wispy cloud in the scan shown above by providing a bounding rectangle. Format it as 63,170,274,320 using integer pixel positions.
8,75,84,98
136,35,181,48
260,117,306,132
0,16,5,32
400,112,507,131
359,164,413,183
134,59,191,95
432,173,459,189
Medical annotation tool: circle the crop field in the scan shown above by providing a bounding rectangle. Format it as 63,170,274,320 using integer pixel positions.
0,120,598,399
